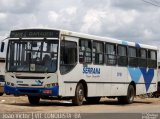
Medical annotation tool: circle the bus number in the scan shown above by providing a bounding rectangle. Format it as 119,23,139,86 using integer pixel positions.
117,72,122,77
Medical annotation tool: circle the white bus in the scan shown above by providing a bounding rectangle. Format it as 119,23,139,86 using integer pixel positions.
4,29,158,105
0,42,6,96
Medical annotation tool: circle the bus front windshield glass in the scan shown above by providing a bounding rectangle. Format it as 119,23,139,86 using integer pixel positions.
7,40,59,73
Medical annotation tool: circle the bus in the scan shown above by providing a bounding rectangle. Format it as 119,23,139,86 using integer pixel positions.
0,41,6,96
4,29,158,105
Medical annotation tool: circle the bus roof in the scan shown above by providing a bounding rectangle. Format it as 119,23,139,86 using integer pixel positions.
60,29,158,51
10,28,158,51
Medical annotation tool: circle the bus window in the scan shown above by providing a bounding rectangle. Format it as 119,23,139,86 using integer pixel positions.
117,45,128,66
148,50,157,68
138,49,147,67
7,40,59,73
60,41,77,74
79,39,92,63
1,42,5,52
105,43,117,65
128,47,138,67
93,41,104,65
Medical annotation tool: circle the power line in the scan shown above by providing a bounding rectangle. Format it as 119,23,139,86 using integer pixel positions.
142,0,160,7
150,0,160,4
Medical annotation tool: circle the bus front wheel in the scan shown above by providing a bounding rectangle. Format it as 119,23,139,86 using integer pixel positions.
118,85,135,104
28,96,40,105
72,83,84,106
0,93,3,96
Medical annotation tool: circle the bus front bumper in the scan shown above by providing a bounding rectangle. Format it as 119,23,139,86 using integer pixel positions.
4,85,59,96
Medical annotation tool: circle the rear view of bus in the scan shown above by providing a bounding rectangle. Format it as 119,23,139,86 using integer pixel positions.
5,29,60,104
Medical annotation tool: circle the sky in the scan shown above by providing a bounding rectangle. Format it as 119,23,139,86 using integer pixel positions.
0,0,160,60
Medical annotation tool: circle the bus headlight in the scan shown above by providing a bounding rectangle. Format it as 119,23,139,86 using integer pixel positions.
45,84,52,88
44,83,58,88
11,83,14,86
6,82,10,85
6,82,14,86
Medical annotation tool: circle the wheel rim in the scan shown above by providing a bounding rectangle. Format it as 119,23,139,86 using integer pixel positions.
78,88,84,102
129,87,134,102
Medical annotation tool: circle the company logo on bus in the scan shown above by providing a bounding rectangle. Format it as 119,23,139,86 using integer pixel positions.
35,80,44,85
83,67,100,75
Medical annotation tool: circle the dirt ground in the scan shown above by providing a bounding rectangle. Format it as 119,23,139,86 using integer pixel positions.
0,95,160,113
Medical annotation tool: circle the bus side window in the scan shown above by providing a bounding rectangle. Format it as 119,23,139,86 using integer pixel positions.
93,41,104,65
1,42,5,52
138,49,147,67
105,43,117,65
79,39,92,63
128,47,138,67
117,45,128,66
60,41,77,74
148,50,157,68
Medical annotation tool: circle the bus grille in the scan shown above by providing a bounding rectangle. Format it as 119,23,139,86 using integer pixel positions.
18,84,29,86
16,76,45,79
18,89,39,93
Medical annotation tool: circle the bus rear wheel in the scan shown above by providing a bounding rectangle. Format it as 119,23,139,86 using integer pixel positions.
72,83,84,106
28,96,40,105
118,85,135,104
86,97,101,104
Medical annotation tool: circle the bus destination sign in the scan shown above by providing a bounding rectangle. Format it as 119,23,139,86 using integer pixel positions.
10,29,59,38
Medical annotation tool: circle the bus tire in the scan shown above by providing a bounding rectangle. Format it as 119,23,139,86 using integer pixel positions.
72,83,84,106
0,93,3,96
28,96,40,105
118,85,135,104
85,97,101,104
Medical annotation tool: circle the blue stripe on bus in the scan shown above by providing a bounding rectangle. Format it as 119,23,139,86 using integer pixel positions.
140,68,154,92
128,67,141,83
135,43,141,48
128,67,155,92
4,85,59,96
122,41,128,45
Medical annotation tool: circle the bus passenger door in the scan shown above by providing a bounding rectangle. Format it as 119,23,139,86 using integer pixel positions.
59,36,79,97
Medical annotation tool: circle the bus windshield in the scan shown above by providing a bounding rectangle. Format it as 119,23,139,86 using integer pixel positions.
6,40,59,73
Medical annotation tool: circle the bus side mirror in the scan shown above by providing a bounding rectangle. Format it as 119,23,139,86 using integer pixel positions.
1,42,5,52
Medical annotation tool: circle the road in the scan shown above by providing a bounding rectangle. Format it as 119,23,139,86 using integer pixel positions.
0,95,160,113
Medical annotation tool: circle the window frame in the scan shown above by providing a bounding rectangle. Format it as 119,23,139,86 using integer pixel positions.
6,40,59,73
138,48,147,68
117,44,128,67
60,40,78,75
147,50,157,69
79,38,92,64
128,46,138,67
105,42,117,66
92,40,104,65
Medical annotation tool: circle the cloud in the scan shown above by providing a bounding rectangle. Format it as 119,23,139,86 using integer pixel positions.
0,0,40,14
80,9,105,33
0,13,7,20
0,0,159,60
48,11,59,22
79,6,139,42
111,0,155,11
65,7,77,15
